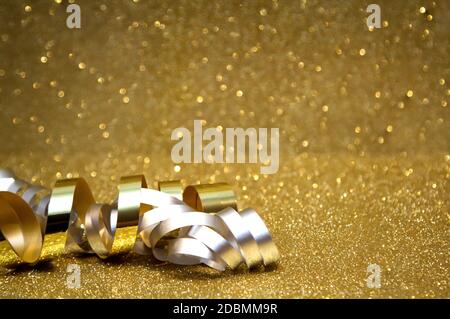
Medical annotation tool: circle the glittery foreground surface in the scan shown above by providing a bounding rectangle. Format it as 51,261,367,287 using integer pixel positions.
0,0,448,298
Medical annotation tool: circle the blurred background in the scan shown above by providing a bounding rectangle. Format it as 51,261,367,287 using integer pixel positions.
0,0,448,298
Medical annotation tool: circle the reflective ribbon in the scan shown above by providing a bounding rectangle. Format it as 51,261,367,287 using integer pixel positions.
136,185,279,271
48,175,149,258
0,169,48,263
0,169,279,270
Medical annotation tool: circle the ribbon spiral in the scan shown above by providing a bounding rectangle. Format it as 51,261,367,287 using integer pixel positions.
0,169,51,263
0,169,279,271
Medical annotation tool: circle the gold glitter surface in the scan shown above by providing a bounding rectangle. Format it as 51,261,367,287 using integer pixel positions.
0,0,449,298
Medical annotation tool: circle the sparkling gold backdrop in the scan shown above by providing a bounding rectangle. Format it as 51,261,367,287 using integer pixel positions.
0,0,449,298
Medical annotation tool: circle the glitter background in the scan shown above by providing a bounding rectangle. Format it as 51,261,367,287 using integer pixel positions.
0,0,449,298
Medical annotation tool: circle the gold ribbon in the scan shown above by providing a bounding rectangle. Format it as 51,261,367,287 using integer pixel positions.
49,175,148,258
0,169,49,263
0,169,279,271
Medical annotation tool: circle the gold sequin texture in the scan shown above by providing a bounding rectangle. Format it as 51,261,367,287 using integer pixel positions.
0,0,449,298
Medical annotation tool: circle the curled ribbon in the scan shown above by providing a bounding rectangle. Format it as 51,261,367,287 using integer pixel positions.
0,169,50,263
0,169,279,271
136,184,279,271
48,175,149,258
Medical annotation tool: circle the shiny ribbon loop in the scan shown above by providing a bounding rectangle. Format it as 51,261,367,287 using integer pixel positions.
0,169,279,271
50,175,148,259
0,169,48,263
136,185,280,271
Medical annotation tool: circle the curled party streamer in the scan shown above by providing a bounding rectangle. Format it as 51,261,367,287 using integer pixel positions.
0,168,279,271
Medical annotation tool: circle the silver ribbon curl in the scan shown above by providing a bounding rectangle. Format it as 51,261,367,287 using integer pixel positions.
0,169,279,271
136,188,280,271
